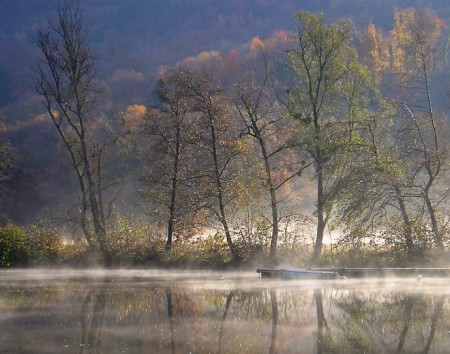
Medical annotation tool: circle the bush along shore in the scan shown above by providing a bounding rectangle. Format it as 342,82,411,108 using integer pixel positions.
1,220,449,269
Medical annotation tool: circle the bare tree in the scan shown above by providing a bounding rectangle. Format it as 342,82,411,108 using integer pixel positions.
235,53,309,259
176,69,241,261
0,115,14,184
392,9,449,251
0,115,17,223
141,69,202,251
36,0,111,263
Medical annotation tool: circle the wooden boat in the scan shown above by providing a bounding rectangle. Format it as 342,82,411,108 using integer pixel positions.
257,268,338,280
257,267,450,279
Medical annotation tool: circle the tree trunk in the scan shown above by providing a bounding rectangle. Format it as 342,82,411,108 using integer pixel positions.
395,187,416,259
256,135,279,259
208,110,239,262
312,151,325,266
424,191,444,250
166,123,181,252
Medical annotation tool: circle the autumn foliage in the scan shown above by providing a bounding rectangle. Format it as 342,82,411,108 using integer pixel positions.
354,8,449,87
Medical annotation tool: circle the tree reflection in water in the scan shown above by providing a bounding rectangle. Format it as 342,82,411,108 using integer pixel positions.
1,273,450,353
269,290,278,354
424,297,444,354
326,291,447,353
80,289,107,354
314,289,326,354
396,297,414,353
165,286,176,354
218,290,235,353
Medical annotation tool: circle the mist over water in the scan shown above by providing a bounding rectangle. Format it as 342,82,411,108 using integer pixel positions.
1,269,449,353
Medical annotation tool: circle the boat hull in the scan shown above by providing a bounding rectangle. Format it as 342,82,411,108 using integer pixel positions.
257,268,338,280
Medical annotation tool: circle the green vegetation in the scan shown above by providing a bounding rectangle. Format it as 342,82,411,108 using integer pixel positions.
1,219,448,268
26,220,64,264
0,223,28,267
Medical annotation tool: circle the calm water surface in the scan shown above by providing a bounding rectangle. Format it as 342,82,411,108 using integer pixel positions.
1,269,449,353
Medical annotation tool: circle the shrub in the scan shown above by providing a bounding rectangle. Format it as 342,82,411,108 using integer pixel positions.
26,220,64,264
164,242,190,265
160,234,232,267
108,216,164,264
58,240,90,264
193,233,231,266
0,223,29,267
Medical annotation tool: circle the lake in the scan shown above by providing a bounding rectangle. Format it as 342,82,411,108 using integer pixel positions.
1,269,449,353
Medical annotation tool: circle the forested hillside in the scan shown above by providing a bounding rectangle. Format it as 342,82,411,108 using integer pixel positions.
1,0,450,266
2,0,449,107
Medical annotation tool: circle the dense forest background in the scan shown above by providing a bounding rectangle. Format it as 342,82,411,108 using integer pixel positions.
2,0,450,266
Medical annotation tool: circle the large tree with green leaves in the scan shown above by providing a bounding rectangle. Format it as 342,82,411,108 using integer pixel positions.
333,103,425,259
286,12,373,264
335,8,450,259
